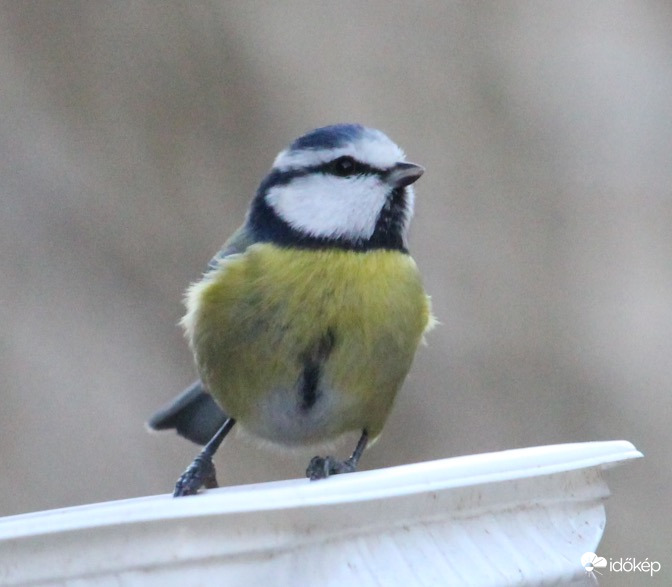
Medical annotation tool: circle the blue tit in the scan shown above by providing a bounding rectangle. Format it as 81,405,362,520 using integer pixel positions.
148,124,433,496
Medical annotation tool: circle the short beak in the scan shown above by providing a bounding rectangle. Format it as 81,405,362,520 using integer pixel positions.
387,162,425,188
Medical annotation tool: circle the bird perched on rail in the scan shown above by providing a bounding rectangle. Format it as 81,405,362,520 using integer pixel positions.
148,124,433,496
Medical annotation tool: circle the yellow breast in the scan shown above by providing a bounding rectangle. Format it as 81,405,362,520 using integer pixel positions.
182,244,432,445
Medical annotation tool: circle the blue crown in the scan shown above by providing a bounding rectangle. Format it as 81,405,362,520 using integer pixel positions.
289,124,365,151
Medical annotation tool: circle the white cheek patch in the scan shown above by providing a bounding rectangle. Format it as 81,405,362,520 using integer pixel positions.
265,174,388,241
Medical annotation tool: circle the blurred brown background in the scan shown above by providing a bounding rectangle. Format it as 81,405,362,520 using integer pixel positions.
1,2,669,583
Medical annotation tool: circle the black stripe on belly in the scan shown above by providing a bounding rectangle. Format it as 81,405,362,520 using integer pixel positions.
299,330,335,412
300,361,321,412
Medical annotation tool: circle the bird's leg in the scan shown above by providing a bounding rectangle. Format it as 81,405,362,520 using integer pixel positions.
173,418,236,497
306,430,369,481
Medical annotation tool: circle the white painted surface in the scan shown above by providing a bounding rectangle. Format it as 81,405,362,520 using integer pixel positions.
0,441,642,586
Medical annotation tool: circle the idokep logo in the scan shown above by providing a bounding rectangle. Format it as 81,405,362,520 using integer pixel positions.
581,551,662,578
581,552,607,576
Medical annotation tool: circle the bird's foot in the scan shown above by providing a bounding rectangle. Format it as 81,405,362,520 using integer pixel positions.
173,453,218,497
306,455,358,481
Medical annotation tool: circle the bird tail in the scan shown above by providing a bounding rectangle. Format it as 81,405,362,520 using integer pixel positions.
147,380,228,446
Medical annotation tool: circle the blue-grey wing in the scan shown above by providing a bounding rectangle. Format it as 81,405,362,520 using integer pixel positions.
206,224,258,272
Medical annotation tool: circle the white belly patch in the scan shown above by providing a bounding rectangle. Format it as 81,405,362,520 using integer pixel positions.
244,383,358,446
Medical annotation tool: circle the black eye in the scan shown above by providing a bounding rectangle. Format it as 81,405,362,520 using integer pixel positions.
328,156,359,177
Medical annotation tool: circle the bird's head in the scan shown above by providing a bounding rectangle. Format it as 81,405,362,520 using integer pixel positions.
248,124,424,252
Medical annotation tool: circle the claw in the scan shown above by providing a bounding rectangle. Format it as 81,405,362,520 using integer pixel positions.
306,455,356,480
306,430,369,481
173,453,218,497
171,418,235,497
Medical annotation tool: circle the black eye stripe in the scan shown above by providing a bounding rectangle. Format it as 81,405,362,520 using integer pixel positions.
319,156,380,178
327,156,358,177
260,158,384,192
